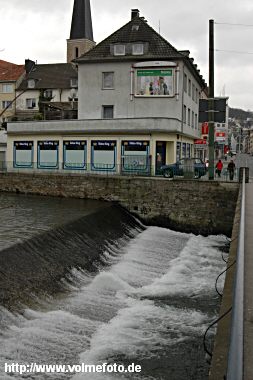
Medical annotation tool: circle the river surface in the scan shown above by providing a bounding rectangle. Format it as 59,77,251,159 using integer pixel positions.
0,193,228,380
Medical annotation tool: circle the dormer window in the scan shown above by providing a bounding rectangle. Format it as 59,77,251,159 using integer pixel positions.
70,78,78,88
27,79,35,89
132,25,139,31
114,44,125,56
132,43,144,55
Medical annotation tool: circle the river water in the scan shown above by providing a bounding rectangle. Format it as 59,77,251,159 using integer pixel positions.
0,193,228,380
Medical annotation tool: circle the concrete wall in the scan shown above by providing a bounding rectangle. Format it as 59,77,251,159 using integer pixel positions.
0,172,239,236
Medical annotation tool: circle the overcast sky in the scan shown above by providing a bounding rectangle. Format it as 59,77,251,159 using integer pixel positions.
1,0,253,110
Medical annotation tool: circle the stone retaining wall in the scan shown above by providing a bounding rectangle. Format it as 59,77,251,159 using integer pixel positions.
0,172,239,236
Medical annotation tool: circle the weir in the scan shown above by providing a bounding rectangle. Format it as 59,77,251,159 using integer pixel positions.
0,199,143,309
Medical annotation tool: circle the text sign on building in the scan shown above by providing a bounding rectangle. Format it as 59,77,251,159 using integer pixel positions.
194,139,207,145
199,98,227,123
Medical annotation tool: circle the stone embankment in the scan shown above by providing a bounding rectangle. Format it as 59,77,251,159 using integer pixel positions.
0,172,239,236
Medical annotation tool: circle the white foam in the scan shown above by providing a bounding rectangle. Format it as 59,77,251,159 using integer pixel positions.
0,227,227,379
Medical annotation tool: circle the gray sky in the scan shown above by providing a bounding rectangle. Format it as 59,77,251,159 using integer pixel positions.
1,0,253,110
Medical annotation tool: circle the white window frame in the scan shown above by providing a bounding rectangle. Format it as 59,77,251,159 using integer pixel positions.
27,79,35,89
26,98,36,109
2,84,13,93
114,44,125,56
102,72,114,89
70,78,78,88
132,43,144,55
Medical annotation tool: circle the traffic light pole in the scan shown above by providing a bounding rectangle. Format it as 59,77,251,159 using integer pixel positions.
208,19,215,180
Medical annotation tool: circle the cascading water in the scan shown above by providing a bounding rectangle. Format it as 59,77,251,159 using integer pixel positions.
0,193,228,380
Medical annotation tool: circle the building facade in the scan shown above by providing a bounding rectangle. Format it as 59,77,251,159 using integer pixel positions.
6,8,207,175
0,60,25,123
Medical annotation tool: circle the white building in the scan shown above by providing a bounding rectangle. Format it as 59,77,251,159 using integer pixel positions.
6,7,207,175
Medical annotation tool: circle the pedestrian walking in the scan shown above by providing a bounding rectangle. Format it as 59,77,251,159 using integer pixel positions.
215,159,223,177
227,159,236,181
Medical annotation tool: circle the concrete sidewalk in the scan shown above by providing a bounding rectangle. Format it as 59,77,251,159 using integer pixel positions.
244,182,253,380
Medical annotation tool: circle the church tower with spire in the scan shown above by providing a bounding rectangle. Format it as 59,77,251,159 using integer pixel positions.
67,0,95,63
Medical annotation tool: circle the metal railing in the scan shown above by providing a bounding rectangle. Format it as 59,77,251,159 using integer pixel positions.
0,161,241,182
226,168,246,380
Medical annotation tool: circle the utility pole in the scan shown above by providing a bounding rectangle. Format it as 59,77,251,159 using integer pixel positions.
208,19,215,180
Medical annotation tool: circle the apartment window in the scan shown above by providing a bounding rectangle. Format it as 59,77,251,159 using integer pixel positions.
183,105,186,123
26,98,36,109
114,44,125,56
2,84,13,93
183,74,187,92
196,88,198,104
192,111,194,128
102,105,114,119
2,100,12,109
102,72,114,89
188,108,191,126
195,114,197,129
188,79,191,97
132,43,144,55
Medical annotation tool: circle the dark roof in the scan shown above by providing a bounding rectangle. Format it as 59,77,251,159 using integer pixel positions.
70,0,93,41
17,63,78,90
76,16,206,87
0,60,25,81
76,16,183,62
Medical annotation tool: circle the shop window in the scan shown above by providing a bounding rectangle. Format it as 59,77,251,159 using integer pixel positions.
37,141,59,169
121,141,150,172
63,141,86,170
91,140,116,171
13,141,33,168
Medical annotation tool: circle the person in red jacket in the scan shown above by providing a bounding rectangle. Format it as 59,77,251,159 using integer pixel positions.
215,159,223,177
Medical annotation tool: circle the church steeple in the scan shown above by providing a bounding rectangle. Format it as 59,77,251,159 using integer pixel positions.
67,0,95,63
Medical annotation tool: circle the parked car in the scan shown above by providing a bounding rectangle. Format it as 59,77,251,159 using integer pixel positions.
160,158,207,179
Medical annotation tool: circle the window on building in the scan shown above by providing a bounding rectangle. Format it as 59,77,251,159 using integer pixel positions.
63,140,86,170
195,114,197,129
70,78,78,88
188,108,191,126
188,79,191,97
196,88,198,104
2,84,13,93
75,47,79,58
192,111,194,128
2,100,12,109
13,141,33,168
37,141,59,169
102,105,114,119
132,25,139,31
44,90,53,99
27,79,35,89
183,74,187,92
102,72,114,89
114,44,125,56
26,98,36,109
183,105,186,123
132,43,144,55
192,83,195,101
91,140,117,171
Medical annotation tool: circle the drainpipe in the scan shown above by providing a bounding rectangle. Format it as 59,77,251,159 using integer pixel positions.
130,66,134,101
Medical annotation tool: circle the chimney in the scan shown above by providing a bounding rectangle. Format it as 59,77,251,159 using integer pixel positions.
131,9,140,20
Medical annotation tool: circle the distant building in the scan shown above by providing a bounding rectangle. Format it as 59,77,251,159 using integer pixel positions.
15,60,78,120
0,60,25,123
